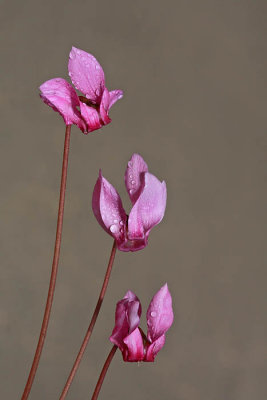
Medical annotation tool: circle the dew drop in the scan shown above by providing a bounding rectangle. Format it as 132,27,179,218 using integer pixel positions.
129,189,134,195
120,228,124,233
110,224,119,234
119,221,124,226
129,174,133,179
113,219,118,223
131,180,135,185
150,311,157,318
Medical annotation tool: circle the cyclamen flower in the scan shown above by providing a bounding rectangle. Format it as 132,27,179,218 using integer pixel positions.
39,47,123,133
110,284,174,362
92,154,167,252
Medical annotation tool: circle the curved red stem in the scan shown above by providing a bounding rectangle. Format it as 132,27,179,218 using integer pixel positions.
21,125,71,400
91,346,117,400
59,240,117,399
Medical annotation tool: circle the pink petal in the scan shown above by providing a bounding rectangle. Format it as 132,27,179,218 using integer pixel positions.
92,171,127,244
108,90,124,110
146,284,174,343
123,328,144,362
145,334,166,362
68,47,105,104
99,88,111,125
128,172,167,241
110,291,141,352
124,154,148,205
79,102,102,133
127,297,142,333
39,78,86,132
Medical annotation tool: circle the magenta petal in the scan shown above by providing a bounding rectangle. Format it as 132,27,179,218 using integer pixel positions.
92,171,127,244
68,47,105,104
39,78,86,131
110,291,141,352
146,284,174,343
109,90,124,110
128,172,167,241
127,298,142,333
99,88,111,125
145,334,166,362
123,328,144,362
79,102,102,133
124,154,148,205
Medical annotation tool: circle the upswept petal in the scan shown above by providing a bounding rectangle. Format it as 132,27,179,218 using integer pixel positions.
145,334,166,362
79,102,101,133
123,328,144,362
124,154,148,205
128,172,167,240
68,47,105,104
110,291,141,351
127,298,142,333
146,284,174,343
92,171,127,244
99,88,111,125
39,78,86,131
108,90,124,110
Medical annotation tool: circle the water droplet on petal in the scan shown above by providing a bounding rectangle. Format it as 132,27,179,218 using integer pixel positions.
129,189,134,195
120,228,124,233
113,219,118,223
129,174,133,179
150,311,157,317
119,221,124,226
110,224,119,234
131,180,135,185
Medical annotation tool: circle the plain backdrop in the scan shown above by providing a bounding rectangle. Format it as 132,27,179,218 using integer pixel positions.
0,0,266,399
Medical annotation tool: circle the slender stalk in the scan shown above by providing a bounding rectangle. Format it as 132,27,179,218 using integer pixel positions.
59,240,117,399
91,346,117,400
21,125,72,400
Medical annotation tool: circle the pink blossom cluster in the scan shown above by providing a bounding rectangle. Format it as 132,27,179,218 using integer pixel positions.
40,47,173,366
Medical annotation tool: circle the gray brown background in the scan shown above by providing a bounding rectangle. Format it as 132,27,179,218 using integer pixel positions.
0,0,266,399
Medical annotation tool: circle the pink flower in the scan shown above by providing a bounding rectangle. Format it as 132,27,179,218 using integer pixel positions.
39,47,123,134
110,284,174,362
92,154,167,252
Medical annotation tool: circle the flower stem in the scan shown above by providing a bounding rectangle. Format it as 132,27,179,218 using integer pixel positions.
91,346,117,400
59,240,117,399
21,125,72,400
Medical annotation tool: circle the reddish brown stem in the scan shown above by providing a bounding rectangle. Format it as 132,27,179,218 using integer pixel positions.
21,125,72,400
91,346,117,400
59,240,117,399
